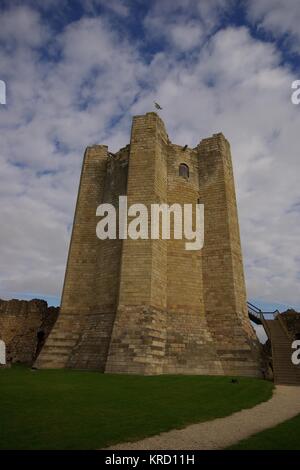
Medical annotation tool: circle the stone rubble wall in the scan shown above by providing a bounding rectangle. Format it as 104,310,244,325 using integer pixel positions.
0,298,58,365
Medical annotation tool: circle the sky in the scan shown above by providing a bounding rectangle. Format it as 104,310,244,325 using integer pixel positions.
0,0,299,330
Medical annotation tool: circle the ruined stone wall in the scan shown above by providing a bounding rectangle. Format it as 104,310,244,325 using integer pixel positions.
0,299,58,364
278,310,300,340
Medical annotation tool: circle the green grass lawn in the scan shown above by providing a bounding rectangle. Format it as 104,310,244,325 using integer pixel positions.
229,413,300,450
0,366,273,450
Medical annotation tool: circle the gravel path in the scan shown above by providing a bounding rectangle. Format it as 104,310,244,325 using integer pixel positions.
107,385,300,450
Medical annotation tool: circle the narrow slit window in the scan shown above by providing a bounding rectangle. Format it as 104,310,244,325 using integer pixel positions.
179,163,189,179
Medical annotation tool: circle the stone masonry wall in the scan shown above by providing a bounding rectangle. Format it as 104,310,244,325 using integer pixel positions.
35,145,111,369
105,113,169,374
36,112,262,376
198,134,260,376
35,145,129,370
164,142,223,374
0,299,58,365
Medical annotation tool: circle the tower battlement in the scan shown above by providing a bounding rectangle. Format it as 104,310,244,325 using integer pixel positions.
35,112,261,376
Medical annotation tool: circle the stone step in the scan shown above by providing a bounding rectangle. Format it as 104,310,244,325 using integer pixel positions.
47,338,77,347
275,370,300,376
41,345,73,358
266,318,300,385
44,345,73,354
38,350,70,358
48,333,80,341
275,379,300,385
37,358,69,367
36,361,66,369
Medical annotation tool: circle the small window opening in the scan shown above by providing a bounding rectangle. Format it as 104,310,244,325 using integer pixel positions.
179,163,189,179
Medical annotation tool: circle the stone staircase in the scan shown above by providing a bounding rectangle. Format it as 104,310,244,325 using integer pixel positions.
264,318,300,385
34,314,83,368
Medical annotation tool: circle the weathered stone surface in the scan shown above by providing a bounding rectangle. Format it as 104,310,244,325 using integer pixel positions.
0,299,58,364
36,112,262,376
278,309,300,340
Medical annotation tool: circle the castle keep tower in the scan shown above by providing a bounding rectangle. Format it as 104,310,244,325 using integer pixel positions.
36,112,261,376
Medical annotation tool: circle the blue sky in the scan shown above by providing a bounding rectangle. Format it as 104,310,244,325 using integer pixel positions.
0,0,299,322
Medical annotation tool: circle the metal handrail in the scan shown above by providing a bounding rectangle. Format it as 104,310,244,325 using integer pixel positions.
247,301,262,313
247,302,280,325
247,302,279,315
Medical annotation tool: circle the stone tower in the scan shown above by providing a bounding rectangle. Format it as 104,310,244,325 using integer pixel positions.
35,112,261,376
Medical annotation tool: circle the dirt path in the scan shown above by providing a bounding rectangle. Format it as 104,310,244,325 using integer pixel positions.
107,385,300,450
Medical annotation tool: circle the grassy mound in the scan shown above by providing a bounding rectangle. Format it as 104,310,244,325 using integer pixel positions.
0,366,273,449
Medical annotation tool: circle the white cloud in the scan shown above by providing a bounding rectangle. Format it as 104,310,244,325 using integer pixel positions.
0,8,143,301
144,16,205,52
168,22,204,52
0,5,48,47
247,0,300,53
143,0,233,52
0,2,299,315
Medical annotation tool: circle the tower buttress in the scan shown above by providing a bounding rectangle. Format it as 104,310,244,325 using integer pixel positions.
198,134,260,376
105,112,169,374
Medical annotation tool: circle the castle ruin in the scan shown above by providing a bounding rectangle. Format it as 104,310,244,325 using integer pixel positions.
35,112,261,376
0,299,58,365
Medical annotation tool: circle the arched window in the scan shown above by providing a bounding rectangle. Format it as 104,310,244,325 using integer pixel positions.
179,163,189,179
